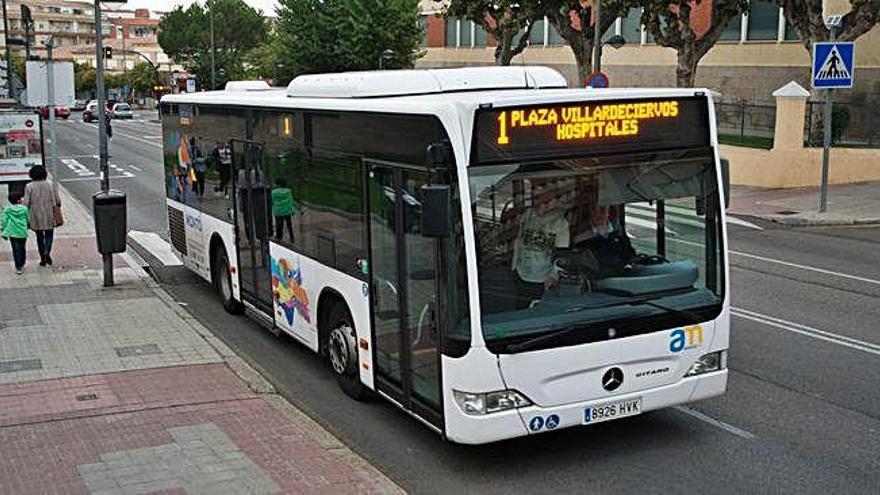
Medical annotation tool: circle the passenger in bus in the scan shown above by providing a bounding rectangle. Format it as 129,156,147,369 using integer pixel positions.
189,137,208,198
511,185,571,309
212,141,232,198
272,178,295,242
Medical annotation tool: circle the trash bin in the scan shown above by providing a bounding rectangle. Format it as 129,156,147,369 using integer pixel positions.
93,189,127,254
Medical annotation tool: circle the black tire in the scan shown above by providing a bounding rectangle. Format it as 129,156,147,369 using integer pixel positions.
326,303,368,400
212,246,243,314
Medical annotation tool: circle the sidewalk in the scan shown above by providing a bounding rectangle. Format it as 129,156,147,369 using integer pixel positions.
729,181,880,226
0,184,401,494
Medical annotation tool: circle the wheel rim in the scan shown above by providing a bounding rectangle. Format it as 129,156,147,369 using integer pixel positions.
218,255,232,301
329,325,352,375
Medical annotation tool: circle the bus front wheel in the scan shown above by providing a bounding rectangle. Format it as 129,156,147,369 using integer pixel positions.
212,246,243,314
327,304,368,400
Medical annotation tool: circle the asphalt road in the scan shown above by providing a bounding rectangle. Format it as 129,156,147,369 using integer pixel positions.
54,118,880,494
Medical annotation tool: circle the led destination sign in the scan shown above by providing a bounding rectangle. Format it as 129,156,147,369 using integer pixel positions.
475,97,709,163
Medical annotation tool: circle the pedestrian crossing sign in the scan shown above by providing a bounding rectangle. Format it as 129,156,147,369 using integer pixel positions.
812,42,855,89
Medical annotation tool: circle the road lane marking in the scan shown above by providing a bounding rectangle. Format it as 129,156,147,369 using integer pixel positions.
726,215,764,230
61,158,93,177
673,406,756,439
729,250,880,287
60,174,134,183
113,131,162,148
129,165,143,172
731,307,880,356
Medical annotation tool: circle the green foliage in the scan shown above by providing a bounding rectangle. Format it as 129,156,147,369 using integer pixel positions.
275,0,423,81
831,103,852,144
126,61,160,94
444,0,542,66
74,63,96,96
157,0,267,89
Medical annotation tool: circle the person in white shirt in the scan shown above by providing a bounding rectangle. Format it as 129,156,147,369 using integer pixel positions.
511,192,570,309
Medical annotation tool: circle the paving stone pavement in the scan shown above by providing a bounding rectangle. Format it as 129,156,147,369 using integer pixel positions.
0,183,402,494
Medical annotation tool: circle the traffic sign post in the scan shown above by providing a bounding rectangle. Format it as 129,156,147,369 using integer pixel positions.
812,28,855,213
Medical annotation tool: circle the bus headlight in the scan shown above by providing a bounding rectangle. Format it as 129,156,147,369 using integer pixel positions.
685,351,724,377
453,389,532,415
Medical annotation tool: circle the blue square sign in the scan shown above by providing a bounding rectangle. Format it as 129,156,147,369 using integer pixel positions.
812,42,855,89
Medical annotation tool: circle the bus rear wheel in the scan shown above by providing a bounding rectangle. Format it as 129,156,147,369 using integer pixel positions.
327,304,368,400
212,246,242,314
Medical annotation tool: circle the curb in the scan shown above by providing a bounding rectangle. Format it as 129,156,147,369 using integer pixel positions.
751,214,880,227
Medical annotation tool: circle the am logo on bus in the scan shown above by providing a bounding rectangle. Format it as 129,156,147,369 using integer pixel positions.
669,325,703,353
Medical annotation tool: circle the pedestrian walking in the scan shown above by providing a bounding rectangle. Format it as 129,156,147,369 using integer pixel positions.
2,191,29,274
23,164,62,266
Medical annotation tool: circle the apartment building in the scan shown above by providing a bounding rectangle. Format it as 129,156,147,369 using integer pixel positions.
0,0,98,56
419,0,880,103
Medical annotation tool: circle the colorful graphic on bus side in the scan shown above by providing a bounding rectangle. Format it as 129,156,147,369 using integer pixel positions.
0,112,43,183
271,257,311,326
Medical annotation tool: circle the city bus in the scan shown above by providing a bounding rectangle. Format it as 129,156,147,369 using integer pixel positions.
160,67,729,444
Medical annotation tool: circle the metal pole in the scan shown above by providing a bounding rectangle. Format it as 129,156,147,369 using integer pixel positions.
122,24,127,98
819,28,835,213
2,0,16,104
45,38,58,199
580,8,588,86
94,0,113,286
593,0,602,73
209,0,216,90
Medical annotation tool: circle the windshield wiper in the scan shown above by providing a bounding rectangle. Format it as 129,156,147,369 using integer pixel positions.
504,324,586,354
632,299,707,324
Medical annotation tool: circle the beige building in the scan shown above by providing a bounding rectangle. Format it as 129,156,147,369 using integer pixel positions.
419,0,880,103
0,0,99,57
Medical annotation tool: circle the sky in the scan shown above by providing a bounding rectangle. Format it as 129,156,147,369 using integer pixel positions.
122,1,280,16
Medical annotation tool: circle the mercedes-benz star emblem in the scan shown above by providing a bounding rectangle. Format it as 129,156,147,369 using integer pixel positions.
602,367,624,392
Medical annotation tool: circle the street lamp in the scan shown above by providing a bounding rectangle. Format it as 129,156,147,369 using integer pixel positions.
379,49,395,70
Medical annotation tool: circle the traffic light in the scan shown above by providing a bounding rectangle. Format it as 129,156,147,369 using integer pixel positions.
104,46,112,59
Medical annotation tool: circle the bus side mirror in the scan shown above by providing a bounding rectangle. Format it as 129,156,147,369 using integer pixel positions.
720,157,730,210
426,140,452,169
420,185,450,238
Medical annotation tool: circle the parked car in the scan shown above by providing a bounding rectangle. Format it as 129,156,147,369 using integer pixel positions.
38,106,71,120
83,101,110,123
72,99,86,111
110,102,133,119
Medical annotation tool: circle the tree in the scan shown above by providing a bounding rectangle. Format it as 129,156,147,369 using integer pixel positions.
275,0,423,81
126,61,160,95
442,1,542,66
635,0,748,87
74,62,96,96
540,0,628,83
158,0,267,88
774,0,879,53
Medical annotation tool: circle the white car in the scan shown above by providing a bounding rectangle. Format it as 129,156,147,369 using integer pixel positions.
111,103,133,119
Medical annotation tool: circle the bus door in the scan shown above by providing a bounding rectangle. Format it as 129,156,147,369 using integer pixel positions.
367,160,444,429
232,139,274,316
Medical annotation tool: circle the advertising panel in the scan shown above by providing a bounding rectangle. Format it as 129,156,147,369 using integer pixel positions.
0,111,43,183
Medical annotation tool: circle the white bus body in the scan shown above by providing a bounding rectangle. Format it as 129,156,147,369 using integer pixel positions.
160,67,729,444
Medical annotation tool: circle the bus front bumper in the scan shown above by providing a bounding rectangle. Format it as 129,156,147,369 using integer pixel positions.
444,369,727,444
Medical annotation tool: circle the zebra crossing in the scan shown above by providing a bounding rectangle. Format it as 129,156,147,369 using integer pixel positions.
626,202,761,232
59,157,135,182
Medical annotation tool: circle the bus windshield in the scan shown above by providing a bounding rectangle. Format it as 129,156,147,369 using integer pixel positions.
469,149,724,353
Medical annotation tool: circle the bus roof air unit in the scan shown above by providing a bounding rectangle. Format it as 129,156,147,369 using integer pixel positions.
286,66,568,99
224,80,273,92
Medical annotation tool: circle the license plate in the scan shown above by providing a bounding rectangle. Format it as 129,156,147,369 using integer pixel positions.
583,397,642,424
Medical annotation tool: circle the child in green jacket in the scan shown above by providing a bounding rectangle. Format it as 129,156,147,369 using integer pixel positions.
2,191,29,274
